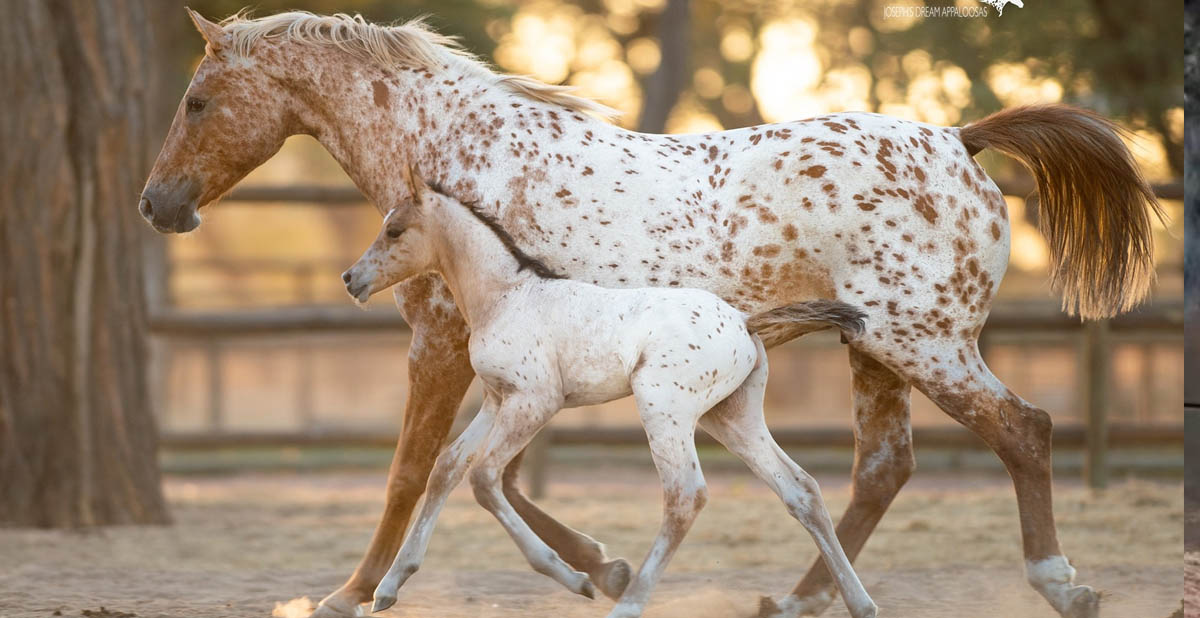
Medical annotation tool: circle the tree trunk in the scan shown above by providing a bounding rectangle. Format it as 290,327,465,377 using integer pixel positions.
637,0,690,133
0,0,172,527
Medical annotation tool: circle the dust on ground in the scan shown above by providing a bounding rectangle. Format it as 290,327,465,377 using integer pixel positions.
0,468,1181,618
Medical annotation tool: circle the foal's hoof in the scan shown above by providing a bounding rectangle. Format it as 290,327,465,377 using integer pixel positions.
1062,586,1101,618
579,579,597,600
371,594,397,614
758,590,834,618
592,558,633,600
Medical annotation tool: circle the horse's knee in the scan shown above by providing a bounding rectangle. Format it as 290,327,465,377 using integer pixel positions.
385,470,429,506
992,403,1054,471
664,481,708,526
783,472,823,522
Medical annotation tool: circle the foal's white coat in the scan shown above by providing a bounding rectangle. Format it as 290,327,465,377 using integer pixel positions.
342,171,875,618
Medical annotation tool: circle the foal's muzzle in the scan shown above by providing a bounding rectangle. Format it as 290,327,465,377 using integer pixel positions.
342,267,372,304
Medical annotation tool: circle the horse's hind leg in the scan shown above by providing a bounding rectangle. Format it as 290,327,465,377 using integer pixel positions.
699,344,876,618
469,397,596,600
764,347,912,617
502,448,633,599
882,338,1099,618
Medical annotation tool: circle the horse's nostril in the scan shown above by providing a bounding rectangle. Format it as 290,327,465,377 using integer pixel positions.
138,196,152,219
342,271,352,284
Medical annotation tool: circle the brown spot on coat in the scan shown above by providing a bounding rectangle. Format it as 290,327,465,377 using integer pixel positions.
372,80,390,109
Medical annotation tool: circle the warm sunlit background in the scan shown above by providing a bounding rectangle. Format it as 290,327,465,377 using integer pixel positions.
152,0,1182,463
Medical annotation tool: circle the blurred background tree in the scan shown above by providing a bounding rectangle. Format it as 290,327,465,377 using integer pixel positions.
0,0,173,527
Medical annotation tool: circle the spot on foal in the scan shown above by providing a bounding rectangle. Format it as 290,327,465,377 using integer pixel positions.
341,167,876,618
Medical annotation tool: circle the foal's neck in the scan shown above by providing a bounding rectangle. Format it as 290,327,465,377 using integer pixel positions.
426,199,538,327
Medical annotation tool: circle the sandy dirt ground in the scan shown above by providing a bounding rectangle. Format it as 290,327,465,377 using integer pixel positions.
0,467,1181,618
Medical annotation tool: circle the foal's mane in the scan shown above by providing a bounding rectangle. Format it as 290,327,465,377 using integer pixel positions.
425,182,566,280
218,11,618,118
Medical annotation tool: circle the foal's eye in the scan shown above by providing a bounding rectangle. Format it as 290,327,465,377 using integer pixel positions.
386,227,403,239
186,97,206,114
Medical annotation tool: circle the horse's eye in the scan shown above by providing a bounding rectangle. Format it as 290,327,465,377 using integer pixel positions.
386,227,403,239
186,97,206,114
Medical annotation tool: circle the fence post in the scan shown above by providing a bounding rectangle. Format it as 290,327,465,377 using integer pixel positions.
1083,319,1110,489
526,429,552,499
205,340,225,432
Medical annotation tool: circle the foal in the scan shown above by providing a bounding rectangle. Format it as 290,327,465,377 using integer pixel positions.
342,168,876,618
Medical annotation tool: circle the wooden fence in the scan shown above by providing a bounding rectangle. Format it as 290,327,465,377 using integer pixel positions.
148,181,1185,492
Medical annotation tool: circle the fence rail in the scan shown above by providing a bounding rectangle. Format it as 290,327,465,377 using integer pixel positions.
159,423,1181,450
150,180,1184,491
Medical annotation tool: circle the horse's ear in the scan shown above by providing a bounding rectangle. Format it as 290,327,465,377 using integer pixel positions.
186,8,228,56
402,164,425,205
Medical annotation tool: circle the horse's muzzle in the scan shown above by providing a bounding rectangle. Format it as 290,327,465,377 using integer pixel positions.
138,191,200,234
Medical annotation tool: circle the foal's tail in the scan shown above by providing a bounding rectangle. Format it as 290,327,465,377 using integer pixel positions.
959,104,1164,319
745,300,866,349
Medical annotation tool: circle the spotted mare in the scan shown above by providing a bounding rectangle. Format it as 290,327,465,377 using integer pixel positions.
139,10,1162,618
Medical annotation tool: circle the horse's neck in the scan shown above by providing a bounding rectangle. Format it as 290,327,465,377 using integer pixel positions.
427,198,533,327
297,56,622,214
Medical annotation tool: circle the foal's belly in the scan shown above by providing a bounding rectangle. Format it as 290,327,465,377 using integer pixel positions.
559,355,633,408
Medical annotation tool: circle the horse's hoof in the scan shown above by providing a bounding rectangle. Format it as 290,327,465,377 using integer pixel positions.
309,604,355,618
371,594,397,614
580,579,597,600
1062,586,1101,618
311,590,365,618
593,558,632,600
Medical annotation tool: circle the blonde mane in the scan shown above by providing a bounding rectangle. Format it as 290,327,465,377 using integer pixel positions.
217,11,618,119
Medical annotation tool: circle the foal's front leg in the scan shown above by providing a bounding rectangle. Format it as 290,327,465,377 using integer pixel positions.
470,395,597,599
371,398,498,612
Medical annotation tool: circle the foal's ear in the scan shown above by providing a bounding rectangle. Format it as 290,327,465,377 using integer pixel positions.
186,8,229,57
402,164,426,205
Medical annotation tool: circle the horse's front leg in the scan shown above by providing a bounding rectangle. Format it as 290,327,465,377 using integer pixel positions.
313,274,474,618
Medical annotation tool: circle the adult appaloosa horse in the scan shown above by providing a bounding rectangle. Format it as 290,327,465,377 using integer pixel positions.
139,10,1161,618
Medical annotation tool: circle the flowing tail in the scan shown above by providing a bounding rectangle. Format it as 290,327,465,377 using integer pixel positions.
959,104,1164,319
745,300,866,349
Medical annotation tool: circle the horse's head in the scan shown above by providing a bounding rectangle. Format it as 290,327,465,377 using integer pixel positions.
343,166,438,303
139,9,297,233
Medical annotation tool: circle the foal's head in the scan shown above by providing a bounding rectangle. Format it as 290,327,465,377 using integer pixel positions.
342,167,442,303
139,9,298,233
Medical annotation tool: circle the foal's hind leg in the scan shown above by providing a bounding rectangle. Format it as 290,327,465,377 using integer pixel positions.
469,397,596,599
700,344,876,618
764,347,912,617
873,338,1099,618
607,386,709,618
502,448,633,599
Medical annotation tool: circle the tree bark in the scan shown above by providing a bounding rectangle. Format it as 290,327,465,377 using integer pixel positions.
0,0,172,527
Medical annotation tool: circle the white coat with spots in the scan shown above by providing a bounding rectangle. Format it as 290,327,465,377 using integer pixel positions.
341,169,876,618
